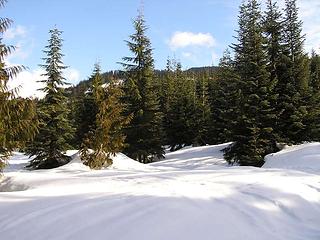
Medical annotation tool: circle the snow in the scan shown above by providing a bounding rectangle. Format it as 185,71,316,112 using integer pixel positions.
263,142,320,174
0,143,320,240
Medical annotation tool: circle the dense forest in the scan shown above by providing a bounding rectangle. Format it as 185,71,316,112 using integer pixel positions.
1,0,320,171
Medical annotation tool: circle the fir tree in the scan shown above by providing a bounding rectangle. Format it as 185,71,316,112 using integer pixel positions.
193,71,211,146
26,28,73,169
74,68,99,148
305,51,320,141
0,0,38,172
121,12,164,163
225,0,278,166
276,0,309,143
208,49,241,145
165,61,196,150
160,58,176,146
262,0,283,144
80,63,131,169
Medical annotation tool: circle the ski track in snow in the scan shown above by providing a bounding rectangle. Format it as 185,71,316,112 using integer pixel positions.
0,143,320,240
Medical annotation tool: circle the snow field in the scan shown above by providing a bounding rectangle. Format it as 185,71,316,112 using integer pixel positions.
0,143,319,240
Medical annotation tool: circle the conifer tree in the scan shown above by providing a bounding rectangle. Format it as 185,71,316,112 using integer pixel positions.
74,69,99,148
193,71,211,145
26,28,73,169
208,49,241,144
225,0,278,166
160,58,176,145
121,12,164,163
165,61,196,150
80,64,130,169
0,0,38,172
276,0,309,143
263,0,283,144
305,51,320,141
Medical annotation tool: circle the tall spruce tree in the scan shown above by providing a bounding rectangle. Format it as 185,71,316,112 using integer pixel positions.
208,49,241,144
263,0,283,144
0,0,38,172
26,28,73,169
165,61,196,150
160,58,176,146
80,63,130,169
193,71,211,145
275,0,309,143
225,0,278,166
121,12,164,163
74,68,99,148
305,51,320,141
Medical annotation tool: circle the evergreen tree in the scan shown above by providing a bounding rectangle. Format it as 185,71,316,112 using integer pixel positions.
160,58,176,146
276,0,309,143
165,61,196,150
73,69,99,148
26,28,73,169
80,64,130,169
193,71,211,145
225,0,278,166
263,0,283,144
0,0,38,172
208,49,241,144
121,12,164,163
305,51,320,141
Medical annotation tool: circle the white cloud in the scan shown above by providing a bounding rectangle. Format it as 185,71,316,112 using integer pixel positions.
8,69,46,99
7,67,81,99
182,52,193,58
3,25,27,40
3,25,34,62
168,32,216,50
64,68,80,85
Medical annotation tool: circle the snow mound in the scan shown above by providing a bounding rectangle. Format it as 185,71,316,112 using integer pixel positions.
60,151,148,172
151,143,230,170
111,153,150,171
263,142,320,174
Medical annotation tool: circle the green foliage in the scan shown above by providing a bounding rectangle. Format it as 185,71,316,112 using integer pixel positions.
0,0,38,172
225,0,279,166
80,64,131,169
208,49,241,145
275,0,309,144
121,13,164,163
304,51,320,141
26,28,73,169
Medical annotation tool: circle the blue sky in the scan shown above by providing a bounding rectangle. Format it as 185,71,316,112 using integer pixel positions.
3,0,320,96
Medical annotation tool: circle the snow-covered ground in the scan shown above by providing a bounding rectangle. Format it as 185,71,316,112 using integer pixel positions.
0,143,320,240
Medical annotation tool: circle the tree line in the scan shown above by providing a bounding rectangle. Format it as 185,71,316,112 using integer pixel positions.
1,0,320,172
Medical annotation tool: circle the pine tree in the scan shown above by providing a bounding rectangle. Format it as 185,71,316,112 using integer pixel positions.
26,28,73,169
208,49,241,144
262,0,283,144
121,12,164,163
80,63,131,169
0,0,38,172
74,68,99,148
165,61,196,150
276,0,309,143
225,0,278,166
305,51,320,141
160,58,176,146
193,71,211,145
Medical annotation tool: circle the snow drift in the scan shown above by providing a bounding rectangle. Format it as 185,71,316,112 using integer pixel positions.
263,142,320,174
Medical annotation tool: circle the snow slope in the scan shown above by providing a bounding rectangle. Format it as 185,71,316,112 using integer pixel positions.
0,144,320,240
263,142,320,174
